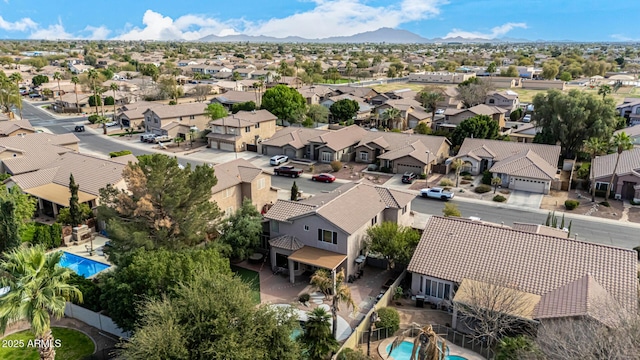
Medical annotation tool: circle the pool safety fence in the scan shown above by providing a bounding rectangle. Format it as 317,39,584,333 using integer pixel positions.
64,302,131,340
403,324,494,359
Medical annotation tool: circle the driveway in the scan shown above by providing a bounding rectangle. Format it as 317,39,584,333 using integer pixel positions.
506,190,544,209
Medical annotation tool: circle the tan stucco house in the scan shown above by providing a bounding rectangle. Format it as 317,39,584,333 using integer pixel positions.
207,110,277,152
144,103,209,139
0,120,35,137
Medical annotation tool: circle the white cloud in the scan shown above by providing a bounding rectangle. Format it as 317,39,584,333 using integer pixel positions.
82,26,111,40
611,34,639,42
28,23,73,40
0,15,37,31
445,22,527,39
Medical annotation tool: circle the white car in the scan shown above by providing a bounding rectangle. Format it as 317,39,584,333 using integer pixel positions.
522,114,532,123
435,109,445,115
105,121,118,127
270,155,289,166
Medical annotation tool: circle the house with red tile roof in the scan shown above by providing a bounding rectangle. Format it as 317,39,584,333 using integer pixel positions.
408,216,638,330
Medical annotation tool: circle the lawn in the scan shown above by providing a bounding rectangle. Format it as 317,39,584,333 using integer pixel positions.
230,265,261,304
0,327,95,360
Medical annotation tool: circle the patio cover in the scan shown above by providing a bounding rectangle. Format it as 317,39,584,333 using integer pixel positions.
288,246,347,270
453,278,541,320
23,183,97,207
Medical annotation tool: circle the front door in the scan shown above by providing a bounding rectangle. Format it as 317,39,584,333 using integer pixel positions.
622,181,637,199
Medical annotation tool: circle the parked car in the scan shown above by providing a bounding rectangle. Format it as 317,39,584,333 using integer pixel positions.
153,135,172,143
105,121,118,127
273,166,303,177
435,109,445,115
401,172,417,184
270,155,289,166
143,134,159,143
74,125,85,132
420,187,455,200
140,133,156,142
522,114,532,123
311,173,336,183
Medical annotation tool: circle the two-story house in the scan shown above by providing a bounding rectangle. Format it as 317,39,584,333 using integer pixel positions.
617,98,640,125
210,91,260,110
143,103,209,139
439,104,507,131
210,158,277,217
485,90,520,116
264,182,415,283
206,110,277,152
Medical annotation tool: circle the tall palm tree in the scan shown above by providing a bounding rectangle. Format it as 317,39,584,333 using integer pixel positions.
451,158,465,187
70,76,80,114
87,69,100,116
418,90,445,122
8,72,23,119
53,71,62,104
583,137,608,202
110,82,119,123
382,107,402,130
0,246,83,360
232,71,241,91
310,269,356,339
96,87,106,117
605,132,634,201
301,307,338,360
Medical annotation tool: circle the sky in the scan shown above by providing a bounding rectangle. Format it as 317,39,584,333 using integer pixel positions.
0,0,638,42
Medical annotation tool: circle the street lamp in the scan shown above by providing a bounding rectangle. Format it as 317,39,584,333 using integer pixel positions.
367,311,378,357
425,151,431,187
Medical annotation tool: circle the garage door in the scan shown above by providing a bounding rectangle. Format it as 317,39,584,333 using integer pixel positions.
284,148,296,159
264,146,283,156
396,163,424,174
512,177,546,193
219,142,235,151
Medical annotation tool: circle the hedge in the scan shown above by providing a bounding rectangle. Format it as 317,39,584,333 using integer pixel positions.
493,195,507,202
375,307,400,333
474,184,491,193
564,199,580,210
110,150,133,158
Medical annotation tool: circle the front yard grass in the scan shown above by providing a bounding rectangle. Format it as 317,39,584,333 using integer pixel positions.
231,265,261,304
0,327,95,360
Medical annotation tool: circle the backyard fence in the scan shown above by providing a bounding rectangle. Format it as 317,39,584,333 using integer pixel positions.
402,323,495,359
64,303,130,340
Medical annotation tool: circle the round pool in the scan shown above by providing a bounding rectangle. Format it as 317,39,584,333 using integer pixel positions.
385,341,467,360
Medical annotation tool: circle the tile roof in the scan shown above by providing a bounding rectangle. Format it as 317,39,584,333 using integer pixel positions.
209,110,277,127
145,103,207,119
210,158,264,193
488,149,557,179
408,216,638,317
512,222,568,238
263,200,318,222
260,127,329,149
457,138,560,167
307,125,369,152
212,91,258,104
0,133,80,175
615,125,640,138
446,104,508,116
592,147,640,179
377,140,430,163
0,120,35,135
269,235,304,251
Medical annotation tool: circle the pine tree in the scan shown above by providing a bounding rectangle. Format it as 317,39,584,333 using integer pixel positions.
68,174,82,226
291,181,299,201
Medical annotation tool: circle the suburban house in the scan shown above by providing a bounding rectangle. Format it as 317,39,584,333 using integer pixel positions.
210,158,277,217
116,101,162,129
210,91,259,110
408,216,638,331
206,110,277,152
0,133,80,175
617,98,640,125
144,103,209,139
53,93,90,113
592,147,640,201
260,127,330,160
355,132,451,174
69,64,93,74
408,72,475,84
614,125,640,146
506,123,541,143
321,94,373,122
485,90,520,116
374,99,431,129
439,104,507,130
5,152,136,219
0,120,35,137
264,182,415,284
455,139,561,194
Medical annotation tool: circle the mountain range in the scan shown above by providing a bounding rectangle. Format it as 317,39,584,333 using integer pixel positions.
199,27,532,44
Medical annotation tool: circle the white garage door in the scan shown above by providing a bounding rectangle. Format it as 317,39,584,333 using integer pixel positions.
512,177,546,193
219,142,235,151
284,148,297,159
396,163,423,174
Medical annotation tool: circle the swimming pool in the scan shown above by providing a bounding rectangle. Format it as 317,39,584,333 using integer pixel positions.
59,252,110,278
386,341,467,360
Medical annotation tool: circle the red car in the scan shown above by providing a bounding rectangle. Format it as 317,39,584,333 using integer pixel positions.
311,173,336,183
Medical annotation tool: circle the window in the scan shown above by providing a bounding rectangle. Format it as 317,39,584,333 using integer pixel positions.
245,126,251,133
255,123,260,129
178,116,183,121
489,99,495,104
595,182,609,191
225,206,234,216
419,276,423,292
189,115,195,119
304,225,310,231
402,205,407,214
317,229,338,244
224,188,232,198
359,151,368,161
424,278,451,300
371,215,377,226
270,220,279,233
257,178,265,190
321,152,332,162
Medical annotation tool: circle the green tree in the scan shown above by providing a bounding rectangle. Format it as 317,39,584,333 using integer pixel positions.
598,84,612,100
451,158,465,187
53,71,62,104
301,307,339,360
486,62,497,74
500,65,519,77
382,107,402,129
605,132,634,201
442,203,461,217
68,174,83,226
533,89,617,158
140,63,159,82
414,122,431,135
307,104,329,127
216,199,262,261
365,222,420,268
97,154,220,265
416,88,445,121
31,74,49,87
559,71,572,81
451,115,500,146
0,200,21,252
542,62,559,80
310,269,357,339
330,99,359,123
491,176,503,193
56,203,92,226
261,85,306,124
0,246,82,360
291,181,299,201
119,268,302,360
0,184,36,225
496,335,538,360
8,72,23,119
205,103,228,121
110,82,119,121
583,137,608,202
100,247,230,332
375,307,400,333
230,101,256,114
70,76,80,113
87,68,101,116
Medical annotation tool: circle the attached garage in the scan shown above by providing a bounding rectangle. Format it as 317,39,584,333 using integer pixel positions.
218,142,236,152
510,177,548,193
263,145,283,156
396,163,425,174
284,148,297,160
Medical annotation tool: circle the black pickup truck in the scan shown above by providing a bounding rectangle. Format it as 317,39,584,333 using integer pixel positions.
273,166,303,177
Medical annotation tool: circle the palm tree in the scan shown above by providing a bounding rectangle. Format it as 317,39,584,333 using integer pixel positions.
583,137,608,202
598,84,612,100
8,72,23,119
382,107,402,130
310,269,356,339
605,132,634,201
418,90,445,122
451,158,465,187
110,82,119,125
70,76,80,114
301,307,338,360
0,246,83,360
96,87,106,117
232,71,241,91
53,71,62,104
87,69,100,116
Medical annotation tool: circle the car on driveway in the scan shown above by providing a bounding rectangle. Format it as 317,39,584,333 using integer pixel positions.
311,173,336,183
401,172,417,184
270,155,289,166
105,121,118,127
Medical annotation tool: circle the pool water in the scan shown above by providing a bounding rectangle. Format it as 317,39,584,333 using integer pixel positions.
59,252,110,278
386,341,467,360
290,328,302,340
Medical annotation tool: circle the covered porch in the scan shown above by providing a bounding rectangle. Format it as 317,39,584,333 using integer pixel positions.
23,183,96,218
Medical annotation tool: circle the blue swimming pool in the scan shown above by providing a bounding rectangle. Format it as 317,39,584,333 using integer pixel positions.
59,252,110,278
386,341,467,360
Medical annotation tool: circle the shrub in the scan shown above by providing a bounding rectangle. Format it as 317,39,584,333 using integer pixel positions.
600,201,610,207
439,178,455,187
419,173,427,179
109,150,133,158
509,108,523,121
442,203,461,217
67,273,102,312
460,180,470,185
482,171,492,185
460,171,471,176
88,95,102,107
575,163,591,180
104,96,115,106
168,100,177,105
375,307,400,333
19,223,37,243
564,199,580,210
493,195,507,202
330,160,343,172
462,175,473,180
380,167,392,173
298,293,310,303
337,348,371,360
474,184,491,193
87,114,100,124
